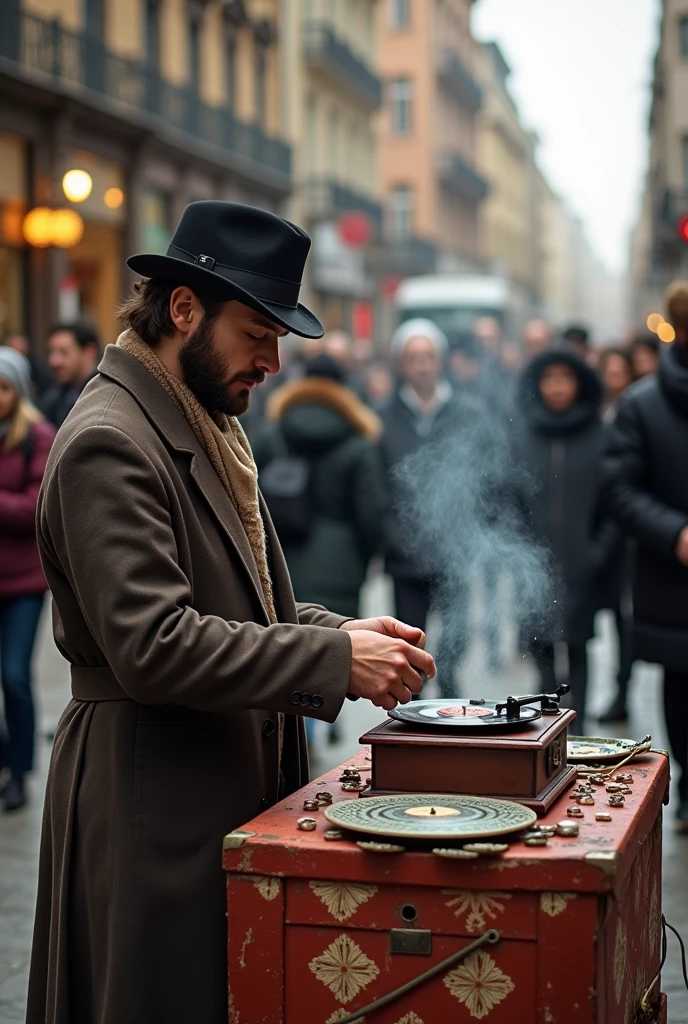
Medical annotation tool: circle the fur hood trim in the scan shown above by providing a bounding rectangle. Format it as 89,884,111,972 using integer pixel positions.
266,376,381,441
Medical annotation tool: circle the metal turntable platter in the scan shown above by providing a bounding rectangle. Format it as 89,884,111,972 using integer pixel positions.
388,699,542,729
324,793,537,840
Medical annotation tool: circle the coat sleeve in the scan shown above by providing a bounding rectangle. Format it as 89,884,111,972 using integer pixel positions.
603,394,688,558
39,425,352,721
0,423,54,535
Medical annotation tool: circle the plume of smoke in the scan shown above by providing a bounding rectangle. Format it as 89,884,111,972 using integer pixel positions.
395,360,554,685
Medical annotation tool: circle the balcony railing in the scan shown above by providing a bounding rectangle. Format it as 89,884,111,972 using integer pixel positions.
0,3,291,184
437,149,489,203
304,179,383,236
303,21,382,109
436,48,482,113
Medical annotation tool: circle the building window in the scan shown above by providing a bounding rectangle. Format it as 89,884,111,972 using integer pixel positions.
84,0,104,38
681,16,688,58
141,185,172,254
144,0,160,67
389,186,414,241
254,46,267,126
188,17,201,91
306,92,317,173
225,36,237,108
389,78,412,136
389,0,410,30
683,136,688,191
329,107,340,177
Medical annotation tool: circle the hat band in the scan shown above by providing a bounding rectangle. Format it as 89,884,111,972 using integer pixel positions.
168,244,300,309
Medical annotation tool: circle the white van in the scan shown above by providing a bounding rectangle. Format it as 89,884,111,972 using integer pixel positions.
395,274,527,343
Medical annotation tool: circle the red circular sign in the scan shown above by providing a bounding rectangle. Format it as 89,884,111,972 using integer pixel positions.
679,215,688,243
337,211,371,248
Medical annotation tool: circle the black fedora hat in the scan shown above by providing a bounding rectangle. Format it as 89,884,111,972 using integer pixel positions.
127,201,324,339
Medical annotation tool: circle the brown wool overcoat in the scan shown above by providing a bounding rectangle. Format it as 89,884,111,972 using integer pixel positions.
26,345,352,1024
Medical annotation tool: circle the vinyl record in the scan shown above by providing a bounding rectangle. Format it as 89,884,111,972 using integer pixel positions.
388,699,541,730
324,793,536,840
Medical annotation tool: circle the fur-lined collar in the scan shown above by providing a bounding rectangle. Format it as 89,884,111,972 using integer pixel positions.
266,376,381,441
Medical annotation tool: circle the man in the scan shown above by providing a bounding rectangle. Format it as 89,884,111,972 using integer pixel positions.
604,280,688,830
38,321,100,427
522,318,552,359
380,318,469,695
27,202,435,1024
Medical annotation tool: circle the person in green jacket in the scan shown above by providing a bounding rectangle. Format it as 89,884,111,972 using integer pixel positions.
254,354,386,619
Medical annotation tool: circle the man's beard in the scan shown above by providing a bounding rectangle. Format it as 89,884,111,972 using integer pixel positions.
178,317,264,416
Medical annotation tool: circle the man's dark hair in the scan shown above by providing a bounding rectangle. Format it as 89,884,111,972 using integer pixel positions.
597,346,633,377
48,321,101,352
562,325,590,346
118,278,223,347
631,332,659,354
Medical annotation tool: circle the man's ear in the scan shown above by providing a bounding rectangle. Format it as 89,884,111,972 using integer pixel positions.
169,286,200,335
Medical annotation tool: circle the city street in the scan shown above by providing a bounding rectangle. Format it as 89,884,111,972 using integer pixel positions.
1,573,687,1023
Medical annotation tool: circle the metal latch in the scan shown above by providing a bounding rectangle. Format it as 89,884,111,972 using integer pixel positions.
390,929,432,956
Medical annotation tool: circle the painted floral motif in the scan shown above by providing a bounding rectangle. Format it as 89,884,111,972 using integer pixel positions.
252,875,281,901
309,880,378,922
442,890,512,933
325,1010,365,1023
309,934,380,1004
540,892,577,918
613,919,628,1005
394,1014,424,1024
444,950,515,1019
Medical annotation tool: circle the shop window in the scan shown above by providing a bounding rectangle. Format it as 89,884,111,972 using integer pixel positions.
84,0,104,38
681,16,688,58
389,0,410,30
389,185,414,241
141,186,172,254
144,0,160,67
389,78,412,136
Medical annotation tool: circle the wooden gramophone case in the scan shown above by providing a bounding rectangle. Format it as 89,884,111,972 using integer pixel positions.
360,708,577,814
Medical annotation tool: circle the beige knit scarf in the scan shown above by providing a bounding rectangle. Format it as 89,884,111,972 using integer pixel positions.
116,330,277,625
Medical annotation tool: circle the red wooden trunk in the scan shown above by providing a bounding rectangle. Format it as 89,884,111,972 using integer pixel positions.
223,752,669,1024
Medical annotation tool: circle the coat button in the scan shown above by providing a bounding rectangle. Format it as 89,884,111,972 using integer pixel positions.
260,797,269,811
310,694,324,709
300,693,312,707
262,719,276,738
290,691,302,705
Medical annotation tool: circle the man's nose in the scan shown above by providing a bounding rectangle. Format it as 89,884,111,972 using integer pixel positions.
255,338,281,377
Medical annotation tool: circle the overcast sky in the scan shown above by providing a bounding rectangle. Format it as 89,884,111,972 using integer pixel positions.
472,0,661,275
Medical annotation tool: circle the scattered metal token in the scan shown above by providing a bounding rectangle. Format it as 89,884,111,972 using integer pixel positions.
303,800,319,812
556,821,580,837
324,829,345,841
356,841,405,854
524,835,549,846
297,817,317,831
589,774,606,785
537,826,557,837
577,795,595,806
432,847,479,860
315,791,333,804
567,806,584,817
461,842,509,854
341,781,368,793
608,793,625,807
605,783,624,792
615,773,634,784
595,812,612,822
339,771,361,784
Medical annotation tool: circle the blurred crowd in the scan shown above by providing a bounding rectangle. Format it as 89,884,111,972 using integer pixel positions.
1,287,688,826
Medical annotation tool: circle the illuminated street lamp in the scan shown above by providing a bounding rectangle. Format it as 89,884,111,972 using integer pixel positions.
62,169,93,203
657,322,676,343
104,187,124,209
646,313,663,333
51,208,84,247
22,206,84,248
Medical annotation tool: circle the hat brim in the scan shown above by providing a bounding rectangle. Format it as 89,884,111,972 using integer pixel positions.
126,253,324,339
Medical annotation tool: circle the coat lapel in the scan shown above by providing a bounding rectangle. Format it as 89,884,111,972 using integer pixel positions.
98,346,270,623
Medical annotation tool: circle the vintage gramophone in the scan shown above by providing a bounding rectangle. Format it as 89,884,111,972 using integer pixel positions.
360,683,577,815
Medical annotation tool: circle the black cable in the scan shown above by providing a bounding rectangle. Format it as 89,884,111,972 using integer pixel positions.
664,917,688,993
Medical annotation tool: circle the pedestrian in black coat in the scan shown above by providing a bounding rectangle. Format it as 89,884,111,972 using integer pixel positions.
604,282,688,827
516,350,619,733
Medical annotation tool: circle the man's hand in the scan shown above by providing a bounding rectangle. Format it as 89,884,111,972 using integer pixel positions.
341,620,436,711
340,616,426,649
677,525,688,566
